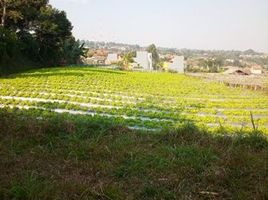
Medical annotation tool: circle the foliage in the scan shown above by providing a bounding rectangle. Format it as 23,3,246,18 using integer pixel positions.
186,57,224,73
0,0,83,75
0,26,17,60
0,26,18,73
62,38,86,65
117,52,134,70
147,44,160,70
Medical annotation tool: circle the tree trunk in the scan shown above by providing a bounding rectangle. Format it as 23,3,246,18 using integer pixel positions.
1,2,6,27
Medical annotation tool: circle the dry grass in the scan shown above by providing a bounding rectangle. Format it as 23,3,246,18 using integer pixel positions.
187,73,268,92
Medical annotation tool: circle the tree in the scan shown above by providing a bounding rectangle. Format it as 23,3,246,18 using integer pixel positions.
0,26,17,60
147,44,160,70
0,26,19,74
17,30,39,61
118,52,134,70
0,0,6,26
0,0,23,27
0,0,48,30
0,0,84,74
62,38,86,65
35,6,73,65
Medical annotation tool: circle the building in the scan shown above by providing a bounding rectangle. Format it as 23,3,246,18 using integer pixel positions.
223,67,251,75
250,65,263,75
133,51,153,71
167,56,185,73
84,56,106,65
105,53,120,65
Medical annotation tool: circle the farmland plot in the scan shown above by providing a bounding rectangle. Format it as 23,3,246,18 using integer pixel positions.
0,67,268,133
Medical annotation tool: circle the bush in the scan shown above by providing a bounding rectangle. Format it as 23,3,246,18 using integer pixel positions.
0,27,19,73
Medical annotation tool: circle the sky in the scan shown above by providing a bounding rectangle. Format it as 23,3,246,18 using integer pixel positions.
50,0,268,52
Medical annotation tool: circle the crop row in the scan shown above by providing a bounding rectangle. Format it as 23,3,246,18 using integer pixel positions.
0,97,267,129
1,88,267,113
1,67,268,133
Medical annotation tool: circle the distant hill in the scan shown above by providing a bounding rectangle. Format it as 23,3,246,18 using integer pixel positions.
79,40,142,51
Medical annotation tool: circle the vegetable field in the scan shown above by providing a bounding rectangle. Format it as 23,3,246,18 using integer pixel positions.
0,67,268,133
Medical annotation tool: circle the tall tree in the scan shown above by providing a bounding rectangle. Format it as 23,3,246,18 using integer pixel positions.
35,6,73,65
0,0,84,74
0,0,48,30
147,44,160,70
0,0,23,27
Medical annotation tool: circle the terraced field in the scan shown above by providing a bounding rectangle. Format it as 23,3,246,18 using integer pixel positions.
0,67,268,133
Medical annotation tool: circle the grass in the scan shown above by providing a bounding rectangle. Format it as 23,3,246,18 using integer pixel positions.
0,109,267,199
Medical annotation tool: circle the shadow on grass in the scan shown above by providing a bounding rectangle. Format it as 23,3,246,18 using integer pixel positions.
3,66,126,79
0,108,267,199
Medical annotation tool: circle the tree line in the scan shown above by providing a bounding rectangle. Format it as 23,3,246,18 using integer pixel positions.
0,0,84,75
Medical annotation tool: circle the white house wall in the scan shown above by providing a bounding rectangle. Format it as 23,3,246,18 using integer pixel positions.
134,51,153,70
168,56,185,73
106,53,119,65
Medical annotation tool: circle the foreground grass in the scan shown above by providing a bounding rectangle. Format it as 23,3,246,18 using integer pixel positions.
0,110,267,199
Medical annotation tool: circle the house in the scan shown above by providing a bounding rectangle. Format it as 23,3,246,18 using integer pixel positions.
223,67,251,75
133,51,153,70
105,53,120,65
225,59,235,63
250,65,263,75
166,56,185,73
84,56,106,65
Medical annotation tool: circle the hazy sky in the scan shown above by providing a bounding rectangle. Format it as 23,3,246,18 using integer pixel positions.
50,0,268,52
